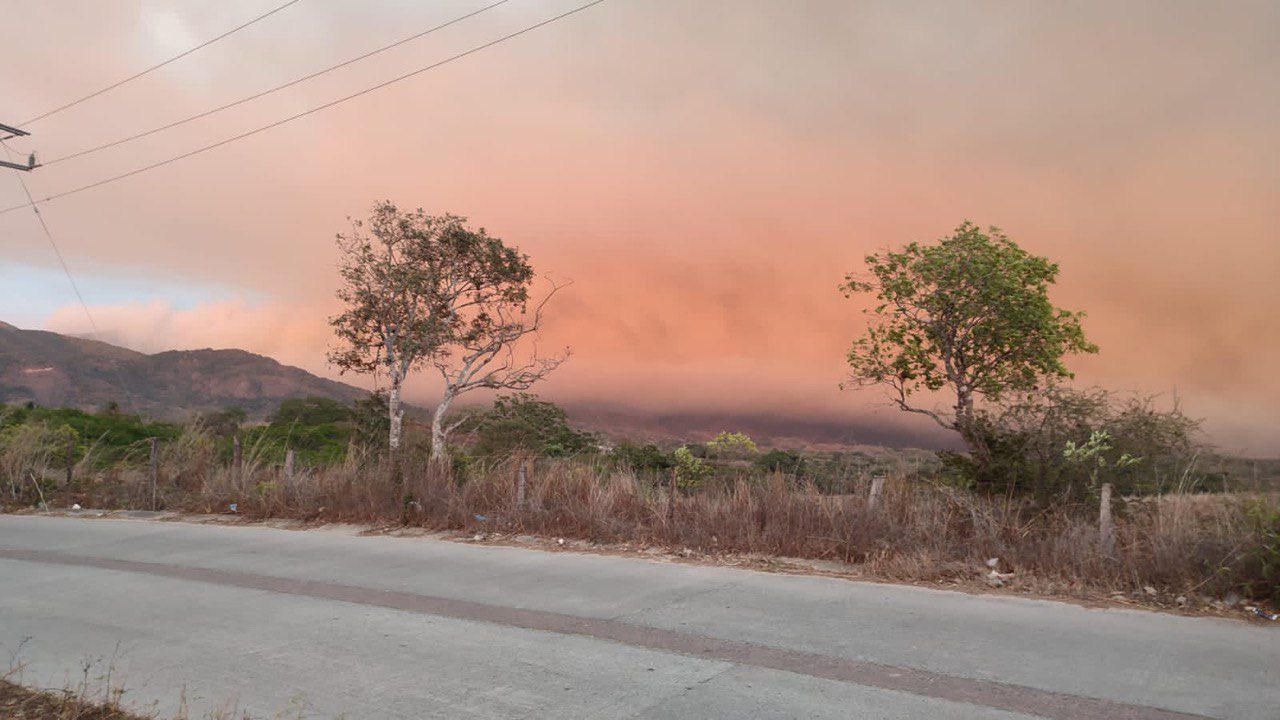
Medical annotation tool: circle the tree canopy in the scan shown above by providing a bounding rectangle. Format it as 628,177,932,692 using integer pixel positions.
329,201,565,458
468,394,596,458
842,222,1096,458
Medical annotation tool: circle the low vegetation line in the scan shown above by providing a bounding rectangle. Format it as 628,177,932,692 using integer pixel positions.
6,446,1278,614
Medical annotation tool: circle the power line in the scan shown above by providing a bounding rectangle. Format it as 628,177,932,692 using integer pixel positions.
5,140,141,413
1,142,103,342
0,0,609,217
21,0,303,126
43,0,512,167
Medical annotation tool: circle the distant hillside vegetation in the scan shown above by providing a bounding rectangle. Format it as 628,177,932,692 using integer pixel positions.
0,321,367,419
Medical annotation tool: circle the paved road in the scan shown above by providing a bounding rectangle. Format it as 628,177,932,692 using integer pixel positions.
0,516,1275,719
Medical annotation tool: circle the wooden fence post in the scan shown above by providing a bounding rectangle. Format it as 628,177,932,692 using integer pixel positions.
232,434,243,485
667,468,678,525
64,436,74,488
516,460,528,507
1099,482,1115,556
149,437,159,511
868,475,885,511
284,449,296,481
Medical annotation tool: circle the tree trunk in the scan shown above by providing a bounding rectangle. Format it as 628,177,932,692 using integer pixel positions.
430,393,454,465
388,377,404,452
953,385,990,469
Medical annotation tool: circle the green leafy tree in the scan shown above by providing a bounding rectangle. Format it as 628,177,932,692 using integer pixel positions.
706,431,758,459
842,222,1096,465
468,394,596,458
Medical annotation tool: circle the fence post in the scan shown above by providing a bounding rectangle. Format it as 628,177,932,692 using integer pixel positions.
149,437,159,511
516,460,528,507
232,434,243,485
64,436,74,488
667,468,678,525
1099,482,1115,556
868,475,885,511
284,449,296,481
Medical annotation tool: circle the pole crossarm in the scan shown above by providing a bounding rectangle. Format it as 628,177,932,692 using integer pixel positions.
0,156,36,172
0,121,29,138
0,121,37,170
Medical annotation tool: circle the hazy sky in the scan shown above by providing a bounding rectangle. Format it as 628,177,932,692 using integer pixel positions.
2,1,1277,454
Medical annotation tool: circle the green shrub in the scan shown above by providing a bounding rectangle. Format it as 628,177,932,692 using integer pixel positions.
466,394,596,459
943,385,1212,500
755,448,805,477
0,403,180,467
706,431,758,459
612,443,673,472
673,446,712,489
1240,498,1280,602
272,396,354,426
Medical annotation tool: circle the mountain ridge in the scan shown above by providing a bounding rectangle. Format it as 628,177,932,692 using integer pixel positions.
0,322,947,452
0,322,367,419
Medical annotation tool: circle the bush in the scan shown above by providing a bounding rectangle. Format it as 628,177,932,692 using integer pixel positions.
945,385,1212,500
197,406,246,437
755,448,805,477
673,446,712,489
215,395,384,468
272,396,354,426
0,403,179,467
467,394,596,459
706,431,758,459
1240,498,1280,602
612,443,673,472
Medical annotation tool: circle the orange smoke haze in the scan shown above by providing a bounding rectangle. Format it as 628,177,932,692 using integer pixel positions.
5,1,1278,454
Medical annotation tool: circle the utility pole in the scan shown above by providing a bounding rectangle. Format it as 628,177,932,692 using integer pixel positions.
0,121,38,171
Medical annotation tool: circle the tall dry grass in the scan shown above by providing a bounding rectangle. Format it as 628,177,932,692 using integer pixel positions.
19,453,1276,606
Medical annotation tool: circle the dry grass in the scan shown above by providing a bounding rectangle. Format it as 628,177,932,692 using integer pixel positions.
20,454,1277,608
0,678,144,720
1,657,151,720
0,654,255,720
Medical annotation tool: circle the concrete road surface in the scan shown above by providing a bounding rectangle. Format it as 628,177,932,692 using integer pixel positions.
0,515,1275,719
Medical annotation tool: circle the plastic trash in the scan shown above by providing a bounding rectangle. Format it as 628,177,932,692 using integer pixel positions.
986,568,1015,587
474,514,487,522
229,503,238,513
70,503,82,511
1253,607,1279,621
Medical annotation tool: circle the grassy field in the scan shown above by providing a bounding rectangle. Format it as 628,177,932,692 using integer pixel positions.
8,452,1275,611
3,399,1277,612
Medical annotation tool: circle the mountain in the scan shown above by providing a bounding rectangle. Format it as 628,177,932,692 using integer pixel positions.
0,322,368,419
0,322,945,452
561,401,956,454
